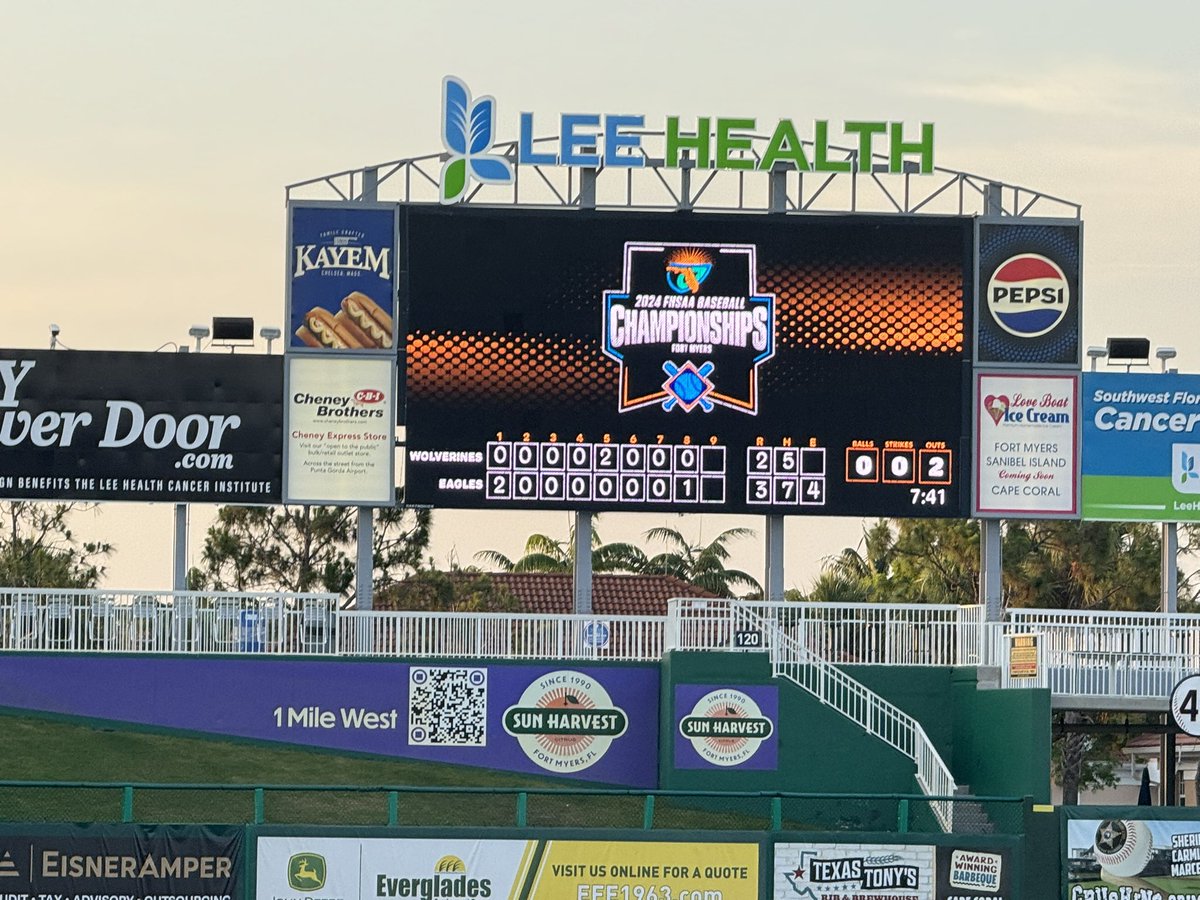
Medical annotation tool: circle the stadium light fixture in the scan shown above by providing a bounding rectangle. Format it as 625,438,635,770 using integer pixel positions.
187,325,210,353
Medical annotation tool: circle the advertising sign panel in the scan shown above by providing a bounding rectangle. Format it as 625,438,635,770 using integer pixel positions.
405,207,972,518
1081,372,1200,522
976,219,1082,367
674,684,778,770
0,350,281,504
0,656,659,787
284,356,395,505
974,372,1078,517
1066,816,1200,900
0,824,241,899
257,836,759,900
288,202,398,352
773,841,935,900
936,847,1011,900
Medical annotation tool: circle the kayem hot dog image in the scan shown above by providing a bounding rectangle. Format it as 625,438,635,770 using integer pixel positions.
341,291,394,348
295,292,394,350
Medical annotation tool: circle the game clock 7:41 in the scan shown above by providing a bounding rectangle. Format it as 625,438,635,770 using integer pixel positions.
910,487,947,506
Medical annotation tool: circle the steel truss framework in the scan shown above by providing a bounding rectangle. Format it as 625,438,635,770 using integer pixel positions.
286,132,1081,218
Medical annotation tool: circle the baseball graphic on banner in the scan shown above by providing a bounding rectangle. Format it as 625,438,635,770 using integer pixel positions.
1093,819,1154,878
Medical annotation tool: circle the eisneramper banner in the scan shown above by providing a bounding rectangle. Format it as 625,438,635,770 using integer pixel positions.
0,350,282,504
0,823,241,898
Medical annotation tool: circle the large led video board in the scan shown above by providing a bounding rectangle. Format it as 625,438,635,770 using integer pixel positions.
404,207,973,517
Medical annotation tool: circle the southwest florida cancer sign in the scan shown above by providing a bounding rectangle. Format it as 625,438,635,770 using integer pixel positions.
257,836,759,900
0,656,659,787
1082,372,1200,522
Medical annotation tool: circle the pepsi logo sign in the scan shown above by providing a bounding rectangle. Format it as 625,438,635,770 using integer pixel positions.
354,388,385,404
987,253,1070,338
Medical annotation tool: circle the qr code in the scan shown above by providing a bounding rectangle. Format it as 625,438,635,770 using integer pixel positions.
408,667,488,746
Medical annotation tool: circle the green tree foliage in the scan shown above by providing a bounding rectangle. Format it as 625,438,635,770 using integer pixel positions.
192,496,431,602
0,502,112,588
639,526,760,597
474,524,646,575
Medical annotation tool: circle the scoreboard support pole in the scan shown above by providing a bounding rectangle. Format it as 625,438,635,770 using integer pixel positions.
980,519,1002,622
355,166,380,613
574,511,593,614
357,507,373,610
173,503,188,591
765,515,785,602
571,165,599,616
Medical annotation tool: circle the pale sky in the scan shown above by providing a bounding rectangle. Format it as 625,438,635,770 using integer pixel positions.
3,1,1198,592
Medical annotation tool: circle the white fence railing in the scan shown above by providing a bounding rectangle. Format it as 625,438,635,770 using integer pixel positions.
668,597,981,666
0,589,340,655
336,610,664,661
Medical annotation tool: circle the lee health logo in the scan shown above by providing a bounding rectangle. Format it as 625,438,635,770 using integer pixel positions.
440,76,514,204
987,253,1070,338
1174,444,1200,494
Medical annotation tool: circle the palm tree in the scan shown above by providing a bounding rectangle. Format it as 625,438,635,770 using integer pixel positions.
475,525,647,574
640,526,759,597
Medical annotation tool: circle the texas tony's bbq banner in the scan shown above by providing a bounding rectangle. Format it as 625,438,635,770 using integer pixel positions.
0,350,282,504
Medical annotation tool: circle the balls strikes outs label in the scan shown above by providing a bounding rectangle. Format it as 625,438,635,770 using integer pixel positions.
987,253,1070,338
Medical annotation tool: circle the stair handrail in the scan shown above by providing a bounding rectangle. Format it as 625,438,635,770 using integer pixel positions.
735,604,957,832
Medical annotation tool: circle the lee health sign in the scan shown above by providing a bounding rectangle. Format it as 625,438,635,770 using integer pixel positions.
1082,372,1200,521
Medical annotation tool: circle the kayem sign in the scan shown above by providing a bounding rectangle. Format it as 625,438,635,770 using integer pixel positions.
975,372,1079,517
0,350,281,504
1082,372,1200,522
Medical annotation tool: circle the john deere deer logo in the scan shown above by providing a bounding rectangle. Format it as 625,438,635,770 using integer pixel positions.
288,853,327,891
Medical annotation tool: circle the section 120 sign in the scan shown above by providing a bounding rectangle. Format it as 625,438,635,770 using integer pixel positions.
403,207,972,518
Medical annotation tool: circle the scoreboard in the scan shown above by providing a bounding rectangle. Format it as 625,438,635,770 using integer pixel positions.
403,207,973,518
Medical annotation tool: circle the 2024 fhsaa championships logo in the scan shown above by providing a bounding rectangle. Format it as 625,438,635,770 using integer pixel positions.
679,689,773,767
987,253,1070,338
603,243,775,415
503,670,627,773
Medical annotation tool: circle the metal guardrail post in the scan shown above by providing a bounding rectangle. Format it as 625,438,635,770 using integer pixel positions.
642,795,655,830
388,791,399,826
516,792,527,827
897,798,910,833
771,797,782,831
122,786,134,823
254,788,265,824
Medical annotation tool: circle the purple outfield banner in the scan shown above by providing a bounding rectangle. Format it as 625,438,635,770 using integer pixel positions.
674,684,777,770
0,656,659,787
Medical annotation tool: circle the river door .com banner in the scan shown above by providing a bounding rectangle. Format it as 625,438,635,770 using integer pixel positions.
0,350,282,504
